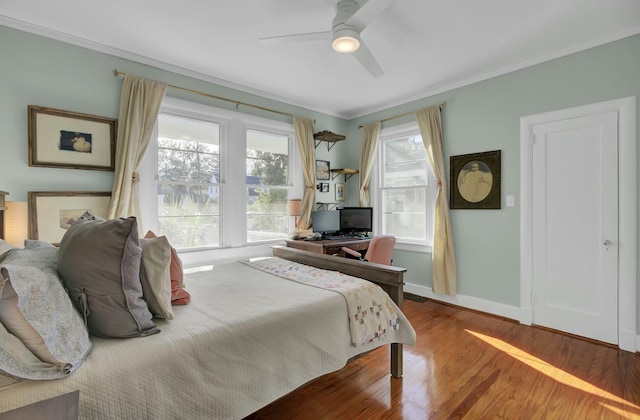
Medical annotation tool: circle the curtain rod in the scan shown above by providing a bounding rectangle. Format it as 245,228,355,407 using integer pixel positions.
358,102,447,128
114,70,295,119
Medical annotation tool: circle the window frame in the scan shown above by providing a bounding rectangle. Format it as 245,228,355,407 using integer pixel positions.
139,97,301,256
243,120,300,244
371,121,436,253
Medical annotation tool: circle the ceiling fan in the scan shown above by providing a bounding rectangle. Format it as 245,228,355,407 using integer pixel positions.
259,0,394,78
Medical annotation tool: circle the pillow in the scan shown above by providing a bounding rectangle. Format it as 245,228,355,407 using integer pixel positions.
0,320,64,382
73,210,105,224
139,235,174,319
0,239,15,262
0,247,92,379
23,239,56,250
145,231,191,305
58,217,159,338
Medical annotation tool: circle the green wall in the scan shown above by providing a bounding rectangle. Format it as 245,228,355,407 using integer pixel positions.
346,34,640,331
0,25,347,202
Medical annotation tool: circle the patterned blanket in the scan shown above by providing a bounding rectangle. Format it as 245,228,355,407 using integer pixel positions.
241,257,399,346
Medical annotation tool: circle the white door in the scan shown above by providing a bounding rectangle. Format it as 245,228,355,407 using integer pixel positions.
531,111,618,344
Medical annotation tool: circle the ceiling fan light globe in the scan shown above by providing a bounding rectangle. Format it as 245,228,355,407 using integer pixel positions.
332,28,360,53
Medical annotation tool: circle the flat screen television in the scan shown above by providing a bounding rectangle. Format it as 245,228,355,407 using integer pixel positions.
339,207,373,233
311,210,340,235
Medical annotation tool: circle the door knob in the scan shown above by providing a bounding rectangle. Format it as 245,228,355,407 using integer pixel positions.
602,240,611,246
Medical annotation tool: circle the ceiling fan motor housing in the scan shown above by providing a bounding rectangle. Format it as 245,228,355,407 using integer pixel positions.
332,0,362,53
333,0,360,29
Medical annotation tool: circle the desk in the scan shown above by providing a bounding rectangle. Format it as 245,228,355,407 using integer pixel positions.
284,237,371,256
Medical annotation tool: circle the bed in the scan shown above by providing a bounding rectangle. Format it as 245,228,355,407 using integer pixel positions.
0,245,415,419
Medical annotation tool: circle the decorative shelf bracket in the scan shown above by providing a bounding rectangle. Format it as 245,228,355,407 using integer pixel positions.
316,202,337,211
330,168,359,182
313,131,345,151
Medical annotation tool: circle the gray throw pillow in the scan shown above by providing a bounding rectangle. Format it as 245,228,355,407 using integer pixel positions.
57,217,159,338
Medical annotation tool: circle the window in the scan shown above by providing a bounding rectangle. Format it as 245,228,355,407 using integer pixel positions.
246,129,290,243
374,123,437,251
140,97,299,251
156,114,221,249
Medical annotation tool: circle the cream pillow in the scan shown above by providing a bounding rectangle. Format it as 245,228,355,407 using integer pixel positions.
139,235,174,320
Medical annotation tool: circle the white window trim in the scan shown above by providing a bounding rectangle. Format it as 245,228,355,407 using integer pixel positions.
139,96,301,263
372,121,435,254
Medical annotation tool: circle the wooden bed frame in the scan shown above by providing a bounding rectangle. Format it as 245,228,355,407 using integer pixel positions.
272,245,407,378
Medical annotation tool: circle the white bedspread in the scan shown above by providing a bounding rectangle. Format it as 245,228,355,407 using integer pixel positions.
0,259,416,419
241,257,401,346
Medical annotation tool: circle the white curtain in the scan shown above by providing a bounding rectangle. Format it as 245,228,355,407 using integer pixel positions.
358,121,381,206
293,116,316,230
107,74,167,223
416,106,457,296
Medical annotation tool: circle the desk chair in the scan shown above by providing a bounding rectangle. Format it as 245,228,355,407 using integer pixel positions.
341,235,395,265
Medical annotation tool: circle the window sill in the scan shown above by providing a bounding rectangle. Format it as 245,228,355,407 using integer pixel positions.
178,242,279,268
394,241,432,254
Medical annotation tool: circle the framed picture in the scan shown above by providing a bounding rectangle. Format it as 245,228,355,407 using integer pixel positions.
28,191,112,243
335,183,346,201
315,160,330,180
317,182,330,193
450,150,501,209
28,105,117,171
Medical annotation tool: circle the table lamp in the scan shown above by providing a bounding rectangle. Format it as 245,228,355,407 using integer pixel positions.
288,198,302,239
5,201,28,247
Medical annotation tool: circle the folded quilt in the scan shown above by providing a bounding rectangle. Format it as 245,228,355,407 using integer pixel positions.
241,257,399,346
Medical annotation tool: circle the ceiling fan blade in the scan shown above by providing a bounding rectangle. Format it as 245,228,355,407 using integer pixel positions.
259,31,331,45
345,0,395,32
353,41,383,78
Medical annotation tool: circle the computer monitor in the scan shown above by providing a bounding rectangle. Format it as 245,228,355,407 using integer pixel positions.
311,210,340,235
339,207,373,233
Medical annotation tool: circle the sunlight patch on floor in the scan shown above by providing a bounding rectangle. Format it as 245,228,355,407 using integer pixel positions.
466,329,640,417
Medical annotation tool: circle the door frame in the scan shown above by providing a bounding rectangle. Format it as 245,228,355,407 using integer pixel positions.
519,96,637,352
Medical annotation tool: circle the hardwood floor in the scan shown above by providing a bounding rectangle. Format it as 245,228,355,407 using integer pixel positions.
246,299,640,419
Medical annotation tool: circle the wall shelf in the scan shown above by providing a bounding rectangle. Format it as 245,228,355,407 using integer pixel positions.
313,131,345,151
330,168,359,182
316,202,338,211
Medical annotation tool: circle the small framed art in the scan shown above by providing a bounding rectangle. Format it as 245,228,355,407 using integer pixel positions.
450,150,501,209
28,105,117,171
28,191,112,243
335,183,346,201
315,160,330,180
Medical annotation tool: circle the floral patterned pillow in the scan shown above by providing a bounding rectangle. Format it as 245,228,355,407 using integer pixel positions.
0,247,92,380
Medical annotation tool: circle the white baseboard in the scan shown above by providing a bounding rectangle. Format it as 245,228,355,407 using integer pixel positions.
619,329,639,353
404,283,521,321
404,282,640,353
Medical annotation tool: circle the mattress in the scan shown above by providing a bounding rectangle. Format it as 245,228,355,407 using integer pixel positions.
0,258,416,419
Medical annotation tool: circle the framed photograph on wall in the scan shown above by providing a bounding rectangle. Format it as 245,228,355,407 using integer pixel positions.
28,191,112,244
335,183,346,201
320,182,330,193
450,150,501,209
315,159,330,180
28,105,117,171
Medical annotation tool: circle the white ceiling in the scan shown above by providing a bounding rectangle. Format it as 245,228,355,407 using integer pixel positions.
2,0,640,119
